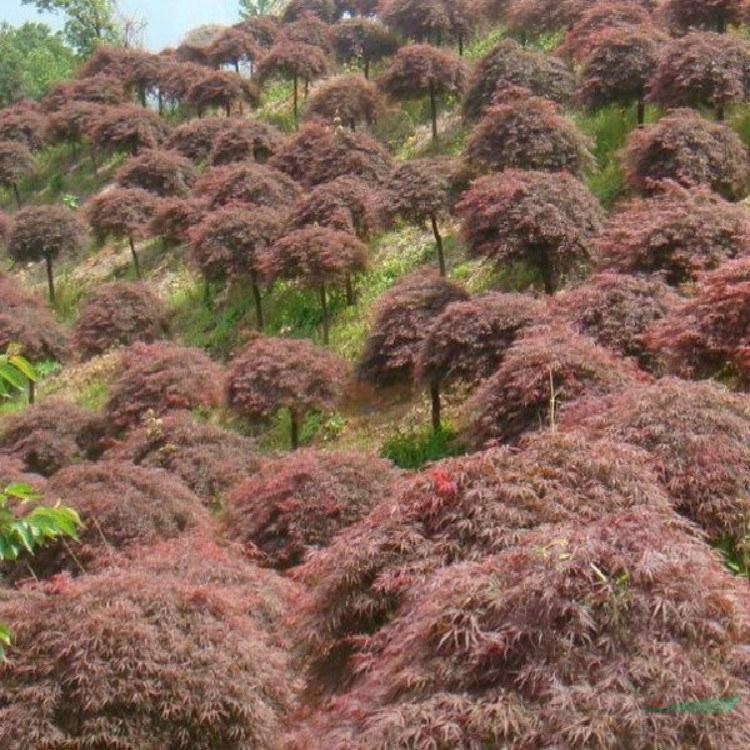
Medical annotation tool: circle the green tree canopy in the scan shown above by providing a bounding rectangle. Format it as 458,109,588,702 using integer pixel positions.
239,0,285,17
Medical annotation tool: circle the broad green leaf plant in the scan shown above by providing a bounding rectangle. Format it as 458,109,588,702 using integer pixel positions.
0,348,38,403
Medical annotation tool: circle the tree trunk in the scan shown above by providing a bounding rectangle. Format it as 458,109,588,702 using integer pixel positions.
44,253,56,306
304,79,309,98
429,81,438,145
129,236,142,279
28,379,35,405
430,214,446,276
293,73,299,129
251,275,264,331
345,275,355,306
138,86,147,107
716,102,726,121
637,98,645,127
290,411,300,450
158,91,164,115
540,258,555,295
458,33,464,56
350,119,356,131
12,182,21,209
225,102,231,117
364,57,370,80
718,12,727,33
319,283,330,345
430,382,441,433
203,278,212,308
234,59,240,73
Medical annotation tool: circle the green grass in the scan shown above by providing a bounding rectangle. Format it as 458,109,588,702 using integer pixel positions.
380,424,465,470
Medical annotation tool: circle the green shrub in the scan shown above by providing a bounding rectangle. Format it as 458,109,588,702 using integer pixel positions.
380,424,465,470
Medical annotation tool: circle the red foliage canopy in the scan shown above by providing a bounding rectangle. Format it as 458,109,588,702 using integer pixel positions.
463,38,575,120
305,74,383,129
47,100,106,144
205,26,261,70
105,341,225,431
595,182,750,285
331,18,400,75
378,44,468,100
42,75,127,112
73,282,170,359
356,270,469,388
622,108,750,199
466,87,593,175
284,0,338,22
0,104,48,150
382,156,457,225
86,186,160,243
147,196,207,245
185,69,261,116
193,162,303,209
256,40,331,85
456,169,605,294
166,116,236,161
224,449,401,569
88,104,170,156
116,148,196,197
7,204,86,265
660,0,746,32
464,323,647,447
380,0,478,45
208,119,286,165
0,140,34,191
563,377,750,546
292,430,674,690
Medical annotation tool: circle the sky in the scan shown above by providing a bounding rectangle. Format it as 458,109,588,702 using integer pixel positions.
2,0,243,51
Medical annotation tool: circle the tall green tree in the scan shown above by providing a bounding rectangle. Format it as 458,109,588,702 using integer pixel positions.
22,0,123,56
0,22,76,106
239,0,285,17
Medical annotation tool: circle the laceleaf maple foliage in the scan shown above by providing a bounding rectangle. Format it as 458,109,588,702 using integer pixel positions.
577,25,667,124
466,87,593,176
235,14,282,49
380,0,478,51
115,148,196,197
284,0,338,22
456,169,604,294
73,282,170,359
331,18,400,79
622,108,750,199
206,26,261,72
208,119,286,165
0,211,8,245
88,104,170,157
148,196,207,246
356,270,469,388
563,377,750,548
86,187,160,278
224,449,401,569
185,69,261,117
552,273,678,368
156,61,212,111
193,162,303,209
0,104,48,150
270,120,392,187
0,140,34,208
463,39,575,121
558,1,657,62
226,336,349,449
595,182,750,285
291,507,750,749
415,292,545,429
105,341,225,431
645,257,750,384
292,430,674,691
103,410,261,502
7,205,86,304
305,74,383,130
464,323,647,448
9,460,207,579
0,454,45,490
379,44,468,143
647,31,750,119
166,116,237,161
0,399,104,477
189,204,283,329
284,13,336,53
660,0,746,32
261,226,369,343
0,566,299,749
42,75,127,114
46,100,105,147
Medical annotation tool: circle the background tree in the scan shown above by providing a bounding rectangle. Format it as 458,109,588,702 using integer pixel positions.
647,32,750,121
464,323,646,447
0,140,34,208
382,157,457,275
416,292,544,431
189,205,283,326
331,18,400,79
148,196,207,248
223,450,400,568
47,100,104,155
463,38,575,121
7,205,85,304
622,108,750,199
105,341,225,431
551,272,678,368
261,226,369,343
456,169,605,294
86,187,160,278
226,335,349,449
206,26,261,73
466,87,593,175
166,116,235,162
0,22,76,107
155,61,208,112
270,120,392,187
193,162,303,209
356,270,469,388
185,69,261,117
208,119,286,165
116,148,197,197
73,281,169,358
240,0,286,18
284,13,335,53
256,41,331,126
381,0,478,53
283,0,338,22
42,74,126,112
0,104,49,150
88,104,170,158
379,44,468,144
595,182,750,285
21,0,124,56
660,0,746,32
304,74,383,130
577,25,666,125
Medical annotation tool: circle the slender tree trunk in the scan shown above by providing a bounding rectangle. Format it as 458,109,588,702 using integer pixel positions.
716,102,726,121
129,236,142,279
293,73,299,128
251,274,264,331
138,86,147,107
718,13,727,33
290,411,300,450
158,91,164,115
364,57,370,80
319,283,330,345
203,278,212,308
44,253,56,306
637,98,645,127
345,275,355,306
540,259,555,295
429,81,438,145
28,379,35,405
350,119,356,132
234,59,240,73
430,214,446,276
304,79,309,98
458,33,464,56
12,182,21,209
430,382,441,433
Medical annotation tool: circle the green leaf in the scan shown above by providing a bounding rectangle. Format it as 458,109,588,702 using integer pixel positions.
0,362,28,390
8,355,38,382
3,483,39,501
